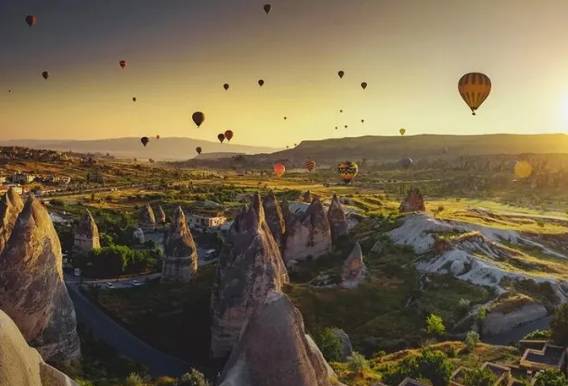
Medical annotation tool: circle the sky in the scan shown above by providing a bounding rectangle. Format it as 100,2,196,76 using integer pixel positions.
2,0,568,148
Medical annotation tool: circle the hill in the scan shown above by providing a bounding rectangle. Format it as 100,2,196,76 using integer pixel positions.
0,138,278,161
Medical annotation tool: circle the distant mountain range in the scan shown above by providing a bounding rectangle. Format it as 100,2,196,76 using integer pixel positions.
0,138,278,161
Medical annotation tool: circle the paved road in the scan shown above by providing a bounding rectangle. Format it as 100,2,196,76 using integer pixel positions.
66,280,190,377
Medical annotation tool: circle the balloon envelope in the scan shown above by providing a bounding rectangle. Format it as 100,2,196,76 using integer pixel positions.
273,162,285,177
400,158,414,169
119,60,127,69
223,83,229,91
192,112,205,127
258,79,264,87
263,4,271,14
41,71,49,80
304,160,316,172
361,82,368,90
338,70,344,79
514,160,533,179
224,130,234,141
25,15,37,27
458,72,491,115
196,146,202,154
140,137,149,147
400,128,406,136
337,161,358,184
217,133,225,143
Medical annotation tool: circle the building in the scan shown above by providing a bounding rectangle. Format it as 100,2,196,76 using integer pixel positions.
519,340,567,376
188,213,227,232
11,172,35,184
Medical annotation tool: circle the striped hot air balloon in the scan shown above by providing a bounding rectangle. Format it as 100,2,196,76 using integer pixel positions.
304,160,316,173
337,161,358,184
458,72,491,115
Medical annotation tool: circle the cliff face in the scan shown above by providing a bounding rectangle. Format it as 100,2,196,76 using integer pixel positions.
219,291,345,386
210,194,289,358
0,198,80,362
139,203,156,231
328,194,348,244
262,191,286,248
0,309,77,386
0,187,24,254
161,206,198,283
283,198,332,266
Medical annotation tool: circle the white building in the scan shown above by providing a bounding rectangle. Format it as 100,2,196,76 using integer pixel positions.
188,214,227,232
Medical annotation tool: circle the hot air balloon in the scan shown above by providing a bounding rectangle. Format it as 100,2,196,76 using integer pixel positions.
335,126,339,130
25,15,37,27
458,72,491,115
361,82,368,90
8,89,12,94
273,162,285,177
223,83,229,91
217,133,225,143
263,4,271,14
344,125,348,128
224,130,234,141
514,160,533,179
132,97,136,102
192,111,205,127
119,60,127,69
196,146,202,155
156,135,160,140
338,70,344,79
283,116,287,120
304,160,316,173
41,71,49,80
140,137,149,147
337,161,358,184
400,157,414,169
339,109,343,113
361,119,365,124
399,128,406,136
258,79,265,87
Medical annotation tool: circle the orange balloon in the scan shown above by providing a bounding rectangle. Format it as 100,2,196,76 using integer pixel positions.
273,162,286,177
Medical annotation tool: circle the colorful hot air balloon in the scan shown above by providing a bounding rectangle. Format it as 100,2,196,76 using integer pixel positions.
192,111,205,127
514,160,533,179
273,162,285,177
258,79,265,87
304,160,316,173
140,137,149,147
119,60,127,69
338,70,345,79
400,128,406,136
196,146,202,155
224,130,234,141
458,72,491,115
361,82,368,90
25,15,37,27
263,4,272,14
217,133,225,143
400,157,414,169
337,161,359,184
41,71,49,80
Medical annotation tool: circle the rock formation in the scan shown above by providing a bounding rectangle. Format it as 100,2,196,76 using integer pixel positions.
73,209,100,252
327,194,348,244
0,309,77,386
211,193,289,358
302,190,313,203
262,191,285,247
156,205,167,225
341,242,366,288
0,197,81,362
330,328,353,361
218,291,345,386
399,188,425,213
161,206,198,283
283,198,332,266
138,203,156,232
0,187,24,254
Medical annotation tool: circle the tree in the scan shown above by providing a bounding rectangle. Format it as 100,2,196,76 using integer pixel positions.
177,369,211,386
464,330,480,352
551,304,568,346
347,352,370,377
315,328,343,362
426,313,446,338
416,349,453,386
462,367,497,386
533,369,568,386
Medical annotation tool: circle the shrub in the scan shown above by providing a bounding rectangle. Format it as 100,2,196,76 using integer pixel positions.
347,352,370,376
125,373,145,386
463,367,497,386
177,369,210,386
523,329,551,340
551,304,568,346
315,328,343,362
416,349,452,386
464,331,480,352
426,314,446,338
533,369,568,386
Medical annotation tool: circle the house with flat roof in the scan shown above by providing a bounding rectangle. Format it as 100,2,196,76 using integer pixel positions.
519,341,567,375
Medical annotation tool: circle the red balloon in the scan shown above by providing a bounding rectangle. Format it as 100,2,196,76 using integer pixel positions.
273,162,285,177
224,130,234,141
119,60,127,69
25,15,37,27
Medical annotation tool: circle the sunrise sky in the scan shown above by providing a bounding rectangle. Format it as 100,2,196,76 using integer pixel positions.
2,0,568,147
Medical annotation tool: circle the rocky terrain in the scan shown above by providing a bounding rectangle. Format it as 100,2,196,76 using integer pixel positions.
0,309,77,386
0,197,80,362
162,206,199,283
0,187,24,254
210,193,289,358
73,209,101,252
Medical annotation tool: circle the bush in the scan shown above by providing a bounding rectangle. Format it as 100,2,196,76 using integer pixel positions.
347,352,370,376
464,331,480,352
177,369,210,386
125,373,145,386
523,329,551,340
463,367,497,386
426,313,446,338
551,304,568,346
315,328,343,362
533,369,568,386
416,349,453,386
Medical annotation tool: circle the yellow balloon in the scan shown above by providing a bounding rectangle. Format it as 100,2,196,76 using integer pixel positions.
514,161,533,179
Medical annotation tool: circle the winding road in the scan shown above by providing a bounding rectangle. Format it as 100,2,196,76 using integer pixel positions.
66,278,190,377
